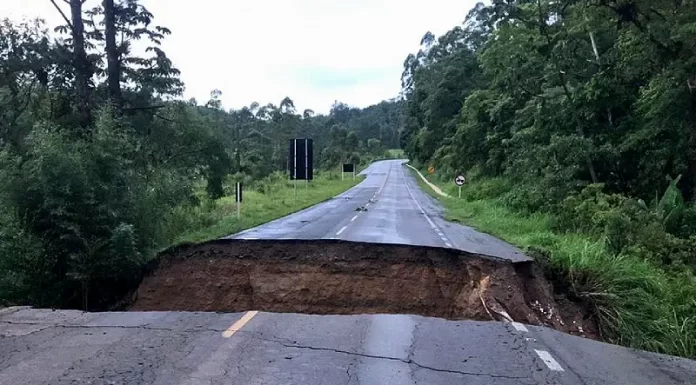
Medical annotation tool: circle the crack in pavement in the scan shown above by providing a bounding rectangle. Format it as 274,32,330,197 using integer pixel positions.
4,319,536,382
231,330,531,380
267,340,528,380
344,362,354,385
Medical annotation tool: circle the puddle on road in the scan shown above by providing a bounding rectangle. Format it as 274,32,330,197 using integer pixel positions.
130,239,596,338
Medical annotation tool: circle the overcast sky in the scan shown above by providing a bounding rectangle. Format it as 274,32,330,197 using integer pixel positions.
1,0,479,113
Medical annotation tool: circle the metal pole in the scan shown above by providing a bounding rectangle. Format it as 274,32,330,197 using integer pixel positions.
459,186,462,199
236,182,241,218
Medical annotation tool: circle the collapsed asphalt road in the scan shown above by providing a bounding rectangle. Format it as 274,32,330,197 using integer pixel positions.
1,160,696,384
131,239,591,336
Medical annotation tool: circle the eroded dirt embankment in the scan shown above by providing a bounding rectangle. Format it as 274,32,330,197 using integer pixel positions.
131,239,595,337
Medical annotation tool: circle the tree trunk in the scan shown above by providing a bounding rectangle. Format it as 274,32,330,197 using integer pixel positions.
589,31,614,127
103,0,122,112
535,0,598,184
70,0,92,126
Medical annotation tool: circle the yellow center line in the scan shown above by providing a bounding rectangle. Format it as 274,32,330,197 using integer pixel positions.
222,310,258,338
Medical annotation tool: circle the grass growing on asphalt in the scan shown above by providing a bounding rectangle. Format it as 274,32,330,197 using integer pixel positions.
408,167,696,359
173,171,361,245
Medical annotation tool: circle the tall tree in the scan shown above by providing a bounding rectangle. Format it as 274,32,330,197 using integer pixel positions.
103,0,122,111
50,0,93,126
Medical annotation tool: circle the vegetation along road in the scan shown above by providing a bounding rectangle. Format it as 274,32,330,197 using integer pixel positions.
2,0,696,384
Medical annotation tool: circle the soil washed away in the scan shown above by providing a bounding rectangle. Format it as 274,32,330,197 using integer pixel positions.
131,239,596,338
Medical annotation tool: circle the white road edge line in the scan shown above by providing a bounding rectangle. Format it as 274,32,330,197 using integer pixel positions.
401,166,454,248
534,350,564,372
336,225,348,236
511,322,529,332
351,215,359,222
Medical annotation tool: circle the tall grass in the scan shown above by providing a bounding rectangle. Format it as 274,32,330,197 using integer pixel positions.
410,168,696,359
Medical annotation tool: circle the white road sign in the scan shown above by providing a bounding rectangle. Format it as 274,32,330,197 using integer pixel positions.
455,175,466,186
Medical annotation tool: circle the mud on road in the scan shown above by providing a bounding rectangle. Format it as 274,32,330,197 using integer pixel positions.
131,239,596,338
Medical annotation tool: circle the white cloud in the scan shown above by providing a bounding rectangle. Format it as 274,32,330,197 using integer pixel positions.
1,0,479,113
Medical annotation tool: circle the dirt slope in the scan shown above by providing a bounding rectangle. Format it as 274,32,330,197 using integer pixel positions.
131,239,596,338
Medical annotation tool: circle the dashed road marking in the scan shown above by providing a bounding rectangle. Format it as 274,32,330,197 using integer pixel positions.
351,215,358,222
511,322,529,332
402,168,454,249
222,311,258,338
336,225,348,236
534,350,564,371
424,214,437,228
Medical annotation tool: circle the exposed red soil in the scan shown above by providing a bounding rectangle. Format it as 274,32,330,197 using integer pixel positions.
131,239,597,338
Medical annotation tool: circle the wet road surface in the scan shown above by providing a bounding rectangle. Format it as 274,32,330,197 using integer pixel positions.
230,160,529,262
2,160,695,384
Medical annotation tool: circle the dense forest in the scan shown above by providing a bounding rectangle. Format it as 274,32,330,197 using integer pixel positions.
401,0,696,357
403,0,696,204
0,0,402,309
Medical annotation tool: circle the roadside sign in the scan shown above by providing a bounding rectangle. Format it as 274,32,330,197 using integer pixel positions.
455,175,466,199
288,139,314,180
342,163,355,181
428,165,435,174
235,182,243,202
235,182,243,218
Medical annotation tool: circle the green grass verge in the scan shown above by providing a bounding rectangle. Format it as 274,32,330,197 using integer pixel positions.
387,148,405,158
408,167,696,359
173,171,362,244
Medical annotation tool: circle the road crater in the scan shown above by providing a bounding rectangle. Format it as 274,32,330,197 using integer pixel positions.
130,239,596,338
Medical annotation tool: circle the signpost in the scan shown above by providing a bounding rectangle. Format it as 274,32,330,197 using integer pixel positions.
455,175,466,198
288,138,314,197
235,182,243,218
342,163,355,180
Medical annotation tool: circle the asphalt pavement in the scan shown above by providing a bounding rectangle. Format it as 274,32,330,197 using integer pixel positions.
230,159,529,262
2,159,695,384
2,307,694,384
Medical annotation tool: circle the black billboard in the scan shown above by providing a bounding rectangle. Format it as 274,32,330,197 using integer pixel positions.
342,163,354,173
288,139,314,180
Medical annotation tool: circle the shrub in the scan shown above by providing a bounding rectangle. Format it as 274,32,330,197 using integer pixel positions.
0,113,195,309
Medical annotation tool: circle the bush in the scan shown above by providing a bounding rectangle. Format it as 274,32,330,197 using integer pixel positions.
0,113,195,309
461,177,512,201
